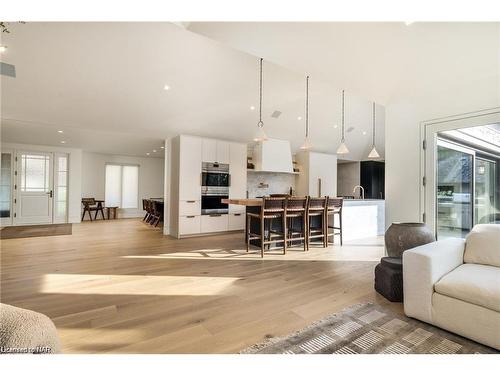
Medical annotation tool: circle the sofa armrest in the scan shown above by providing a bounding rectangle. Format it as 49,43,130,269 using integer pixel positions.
403,238,465,323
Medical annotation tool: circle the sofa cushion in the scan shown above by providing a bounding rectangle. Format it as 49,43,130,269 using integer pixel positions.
464,224,500,267
434,263,500,312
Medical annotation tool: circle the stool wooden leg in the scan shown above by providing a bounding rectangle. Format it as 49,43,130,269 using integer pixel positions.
282,214,287,255
246,215,250,252
260,216,265,258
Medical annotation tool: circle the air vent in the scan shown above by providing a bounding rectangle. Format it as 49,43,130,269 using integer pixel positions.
0,62,16,78
271,110,282,118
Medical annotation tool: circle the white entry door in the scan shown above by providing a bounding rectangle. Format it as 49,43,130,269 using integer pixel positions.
15,151,54,225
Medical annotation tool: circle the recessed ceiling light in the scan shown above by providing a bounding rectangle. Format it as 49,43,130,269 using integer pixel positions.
250,106,255,111
404,21,414,26
60,140,66,144
146,152,150,156
334,125,338,129
153,149,157,153
297,116,302,121
163,85,170,91
362,131,367,135
57,130,64,133
0,46,7,53
160,146,165,149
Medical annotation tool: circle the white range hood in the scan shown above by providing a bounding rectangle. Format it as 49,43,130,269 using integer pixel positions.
252,138,294,173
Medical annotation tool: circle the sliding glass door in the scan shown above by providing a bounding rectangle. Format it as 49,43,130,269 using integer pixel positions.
436,140,473,239
436,138,499,239
475,158,497,224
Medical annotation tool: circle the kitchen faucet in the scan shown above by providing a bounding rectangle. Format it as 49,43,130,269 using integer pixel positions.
353,185,365,200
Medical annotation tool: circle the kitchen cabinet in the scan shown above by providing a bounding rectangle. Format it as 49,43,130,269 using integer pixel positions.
171,135,247,238
202,138,230,164
360,161,385,199
179,200,201,216
201,214,228,233
179,135,202,201
179,215,201,235
228,212,245,230
229,142,247,213
295,151,337,197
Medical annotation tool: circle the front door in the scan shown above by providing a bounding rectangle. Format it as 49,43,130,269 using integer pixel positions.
15,151,54,225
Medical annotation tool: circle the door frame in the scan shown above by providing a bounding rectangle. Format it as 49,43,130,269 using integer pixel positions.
14,150,54,225
10,149,70,226
420,107,500,236
0,148,15,226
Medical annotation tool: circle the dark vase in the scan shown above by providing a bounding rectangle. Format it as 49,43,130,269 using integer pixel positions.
385,222,435,258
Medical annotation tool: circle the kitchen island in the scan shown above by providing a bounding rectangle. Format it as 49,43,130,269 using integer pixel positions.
223,198,385,244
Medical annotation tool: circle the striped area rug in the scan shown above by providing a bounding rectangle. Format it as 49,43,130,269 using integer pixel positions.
241,303,497,354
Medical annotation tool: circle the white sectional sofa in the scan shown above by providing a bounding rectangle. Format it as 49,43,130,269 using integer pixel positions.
403,224,500,350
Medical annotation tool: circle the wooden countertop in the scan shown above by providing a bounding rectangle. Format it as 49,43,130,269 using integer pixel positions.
222,198,262,206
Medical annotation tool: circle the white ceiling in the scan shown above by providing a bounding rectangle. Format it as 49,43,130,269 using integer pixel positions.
188,22,500,105
1,22,386,160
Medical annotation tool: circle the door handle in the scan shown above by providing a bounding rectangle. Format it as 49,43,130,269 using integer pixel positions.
318,178,322,197
48,190,53,198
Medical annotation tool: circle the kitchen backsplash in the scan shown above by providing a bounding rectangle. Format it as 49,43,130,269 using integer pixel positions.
247,172,296,198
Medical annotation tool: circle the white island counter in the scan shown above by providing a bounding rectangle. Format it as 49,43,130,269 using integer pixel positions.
342,199,385,241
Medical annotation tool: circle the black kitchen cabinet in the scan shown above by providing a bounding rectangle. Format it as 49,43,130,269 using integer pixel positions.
360,161,385,199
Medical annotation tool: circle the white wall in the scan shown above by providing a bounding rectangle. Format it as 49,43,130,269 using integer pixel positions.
385,76,500,227
1,142,83,224
81,151,164,218
337,161,360,197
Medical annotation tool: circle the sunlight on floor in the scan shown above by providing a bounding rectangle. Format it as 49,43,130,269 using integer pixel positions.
121,237,385,262
41,274,240,296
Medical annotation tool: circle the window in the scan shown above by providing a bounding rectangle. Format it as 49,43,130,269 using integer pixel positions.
55,154,69,220
1,152,12,219
105,164,139,209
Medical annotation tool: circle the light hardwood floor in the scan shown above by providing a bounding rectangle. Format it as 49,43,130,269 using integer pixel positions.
0,218,402,353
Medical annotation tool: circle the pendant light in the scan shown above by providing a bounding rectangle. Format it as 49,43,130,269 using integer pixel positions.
336,89,349,154
300,76,312,150
368,102,380,158
253,58,268,142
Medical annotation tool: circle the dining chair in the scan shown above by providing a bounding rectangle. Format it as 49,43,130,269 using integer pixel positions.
246,197,287,257
306,196,328,250
325,197,344,246
284,196,308,252
142,199,150,222
82,198,105,221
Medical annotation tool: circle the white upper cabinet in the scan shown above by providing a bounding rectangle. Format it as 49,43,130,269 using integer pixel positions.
202,138,217,163
179,135,202,201
295,151,337,198
202,138,230,163
308,152,337,197
229,142,247,212
216,141,230,164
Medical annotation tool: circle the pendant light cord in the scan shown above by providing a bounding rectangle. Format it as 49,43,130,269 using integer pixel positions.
305,76,309,138
341,89,345,142
372,102,376,147
258,58,264,128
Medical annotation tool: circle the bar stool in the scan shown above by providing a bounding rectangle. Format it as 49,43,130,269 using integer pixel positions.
306,196,328,250
284,196,308,252
325,197,344,246
142,199,150,222
246,197,287,258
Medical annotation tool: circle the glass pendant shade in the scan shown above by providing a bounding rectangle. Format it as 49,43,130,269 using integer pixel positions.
300,136,312,150
368,146,380,158
253,125,268,142
367,102,379,158
336,141,349,154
